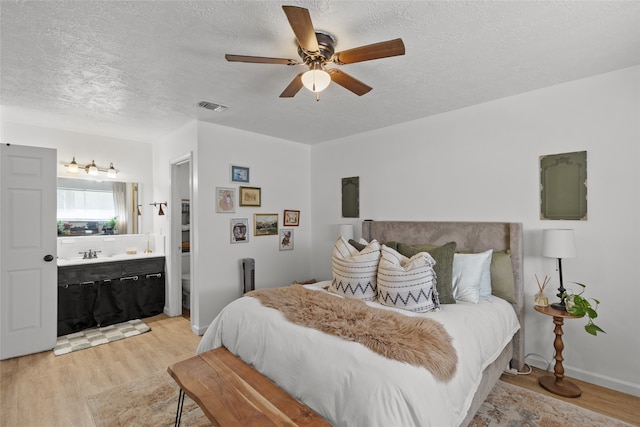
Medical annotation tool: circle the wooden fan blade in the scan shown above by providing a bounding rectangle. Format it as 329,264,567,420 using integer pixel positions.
225,54,299,65
282,6,319,53
327,69,372,96
280,73,305,97
332,38,405,65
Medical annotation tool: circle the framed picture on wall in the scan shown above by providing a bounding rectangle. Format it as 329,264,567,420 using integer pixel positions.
230,165,250,183
540,151,587,220
279,229,294,251
239,186,261,207
254,213,278,236
230,218,249,243
283,210,300,226
215,187,235,213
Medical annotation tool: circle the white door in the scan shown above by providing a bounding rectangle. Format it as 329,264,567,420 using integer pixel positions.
0,144,57,360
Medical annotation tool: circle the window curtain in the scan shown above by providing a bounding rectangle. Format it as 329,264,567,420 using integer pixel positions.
112,182,127,234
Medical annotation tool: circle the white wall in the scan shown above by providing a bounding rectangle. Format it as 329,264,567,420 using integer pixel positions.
151,121,197,320
310,66,640,396
0,121,155,233
191,122,311,331
151,121,312,333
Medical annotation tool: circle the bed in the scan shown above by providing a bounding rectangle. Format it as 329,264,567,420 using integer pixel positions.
197,220,524,426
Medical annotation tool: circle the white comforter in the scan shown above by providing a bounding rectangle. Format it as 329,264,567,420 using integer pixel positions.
197,282,520,427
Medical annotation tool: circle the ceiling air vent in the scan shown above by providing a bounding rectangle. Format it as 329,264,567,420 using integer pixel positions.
198,101,228,112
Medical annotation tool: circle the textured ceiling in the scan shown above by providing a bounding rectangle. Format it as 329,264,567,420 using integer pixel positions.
1,1,639,144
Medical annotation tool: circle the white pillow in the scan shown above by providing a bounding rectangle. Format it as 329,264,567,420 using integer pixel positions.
330,236,380,301
377,244,440,313
452,250,493,303
478,249,493,299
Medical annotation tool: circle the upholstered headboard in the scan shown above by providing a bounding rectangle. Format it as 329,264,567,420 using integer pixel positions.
362,220,525,371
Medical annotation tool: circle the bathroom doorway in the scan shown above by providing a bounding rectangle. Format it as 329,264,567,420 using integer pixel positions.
170,154,193,324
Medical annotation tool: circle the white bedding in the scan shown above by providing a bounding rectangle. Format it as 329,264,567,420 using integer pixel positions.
197,281,520,427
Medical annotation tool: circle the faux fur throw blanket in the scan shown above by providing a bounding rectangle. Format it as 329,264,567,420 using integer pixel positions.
247,285,458,381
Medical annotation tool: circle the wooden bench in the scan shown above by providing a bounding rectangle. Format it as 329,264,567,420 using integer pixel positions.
167,347,330,427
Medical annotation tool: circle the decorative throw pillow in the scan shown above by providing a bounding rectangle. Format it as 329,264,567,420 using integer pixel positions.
377,245,440,312
397,242,457,304
451,250,493,304
330,237,380,301
348,238,367,252
358,240,399,251
490,250,516,303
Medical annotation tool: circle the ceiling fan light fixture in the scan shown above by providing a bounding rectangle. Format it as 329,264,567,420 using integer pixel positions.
302,68,331,93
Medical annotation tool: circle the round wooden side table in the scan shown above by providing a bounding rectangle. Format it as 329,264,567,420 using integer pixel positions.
534,305,583,398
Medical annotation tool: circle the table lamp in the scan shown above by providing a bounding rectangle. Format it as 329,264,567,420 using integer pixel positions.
338,224,354,241
542,229,576,310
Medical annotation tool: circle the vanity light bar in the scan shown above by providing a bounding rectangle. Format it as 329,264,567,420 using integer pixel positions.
64,158,118,177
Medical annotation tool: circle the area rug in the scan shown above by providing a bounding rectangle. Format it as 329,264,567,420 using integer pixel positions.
469,380,635,427
86,370,208,427
87,371,635,427
53,319,150,356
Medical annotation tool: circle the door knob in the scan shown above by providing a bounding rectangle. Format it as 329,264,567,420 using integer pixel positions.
44,254,54,262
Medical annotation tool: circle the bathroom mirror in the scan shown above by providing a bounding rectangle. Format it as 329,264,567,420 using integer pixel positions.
57,177,140,236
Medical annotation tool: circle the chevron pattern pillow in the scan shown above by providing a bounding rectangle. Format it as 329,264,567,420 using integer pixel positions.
377,244,440,313
330,237,381,301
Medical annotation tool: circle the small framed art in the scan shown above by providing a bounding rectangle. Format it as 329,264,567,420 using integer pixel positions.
230,165,250,183
279,229,293,251
254,213,278,236
216,187,235,213
283,210,300,226
230,218,249,243
240,186,261,207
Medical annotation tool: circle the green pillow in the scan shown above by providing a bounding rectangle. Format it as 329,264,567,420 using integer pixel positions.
347,239,367,251
349,239,398,252
490,250,516,303
397,242,457,304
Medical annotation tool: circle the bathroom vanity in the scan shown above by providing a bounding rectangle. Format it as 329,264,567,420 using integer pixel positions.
57,254,165,336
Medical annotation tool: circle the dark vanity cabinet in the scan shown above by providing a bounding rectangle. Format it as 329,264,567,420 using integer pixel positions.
120,257,166,319
57,256,165,336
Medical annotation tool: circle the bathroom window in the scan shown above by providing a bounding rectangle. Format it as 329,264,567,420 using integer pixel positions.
57,187,116,221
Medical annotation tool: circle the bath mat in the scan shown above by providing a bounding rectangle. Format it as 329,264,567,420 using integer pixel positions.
53,319,150,356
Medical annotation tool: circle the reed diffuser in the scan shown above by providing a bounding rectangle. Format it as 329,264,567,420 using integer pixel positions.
534,274,550,307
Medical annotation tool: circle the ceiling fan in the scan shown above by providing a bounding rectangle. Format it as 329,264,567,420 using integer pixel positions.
225,5,405,100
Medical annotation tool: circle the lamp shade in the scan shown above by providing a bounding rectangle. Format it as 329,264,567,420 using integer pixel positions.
542,229,576,259
87,160,99,176
67,157,79,173
338,224,354,241
302,69,331,93
107,162,117,178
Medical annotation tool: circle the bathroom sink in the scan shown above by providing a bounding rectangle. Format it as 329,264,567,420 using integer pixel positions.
57,252,162,266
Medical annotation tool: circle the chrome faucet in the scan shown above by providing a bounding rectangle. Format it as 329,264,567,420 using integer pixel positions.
79,249,100,259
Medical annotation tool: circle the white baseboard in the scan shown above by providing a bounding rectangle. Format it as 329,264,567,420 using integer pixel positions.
190,323,208,336
564,365,640,398
528,360,640,397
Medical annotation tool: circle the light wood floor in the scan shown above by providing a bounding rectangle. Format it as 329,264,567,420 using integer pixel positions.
0,314,201,427
1,314,638,426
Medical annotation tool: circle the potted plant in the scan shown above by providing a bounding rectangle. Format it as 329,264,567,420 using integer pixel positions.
104,217,117,234
563,282,605,336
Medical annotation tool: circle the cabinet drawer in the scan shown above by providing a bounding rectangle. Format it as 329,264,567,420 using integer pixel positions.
120,257,165,276
58,263,121,285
